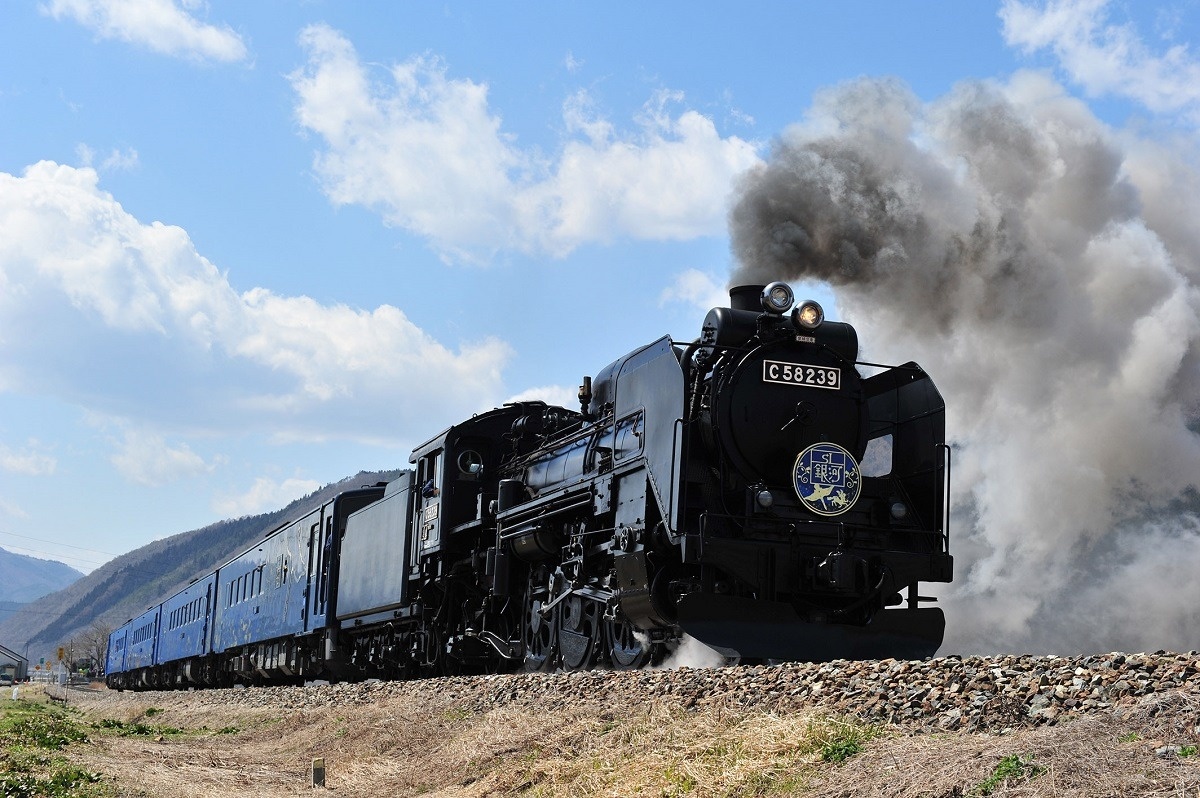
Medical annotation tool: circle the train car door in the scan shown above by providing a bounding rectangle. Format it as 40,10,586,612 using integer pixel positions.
309,510,335,627
305,513,323,631
201,581,213,655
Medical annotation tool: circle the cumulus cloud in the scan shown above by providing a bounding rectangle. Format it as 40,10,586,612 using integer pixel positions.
213,475,322,517
729,73,1200,655
42,0,248,63
108,426,214,486
0,440,56,476
288,24,761,262
1001,0,1200,120
0,161,511,446
660,269,731,314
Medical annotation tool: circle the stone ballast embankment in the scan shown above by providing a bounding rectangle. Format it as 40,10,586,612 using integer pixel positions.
135,650,1200,733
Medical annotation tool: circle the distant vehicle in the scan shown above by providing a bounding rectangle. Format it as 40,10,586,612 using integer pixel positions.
105,282,953,690
0,674,13,686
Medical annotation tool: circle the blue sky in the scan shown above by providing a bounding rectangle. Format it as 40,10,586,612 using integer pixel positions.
0,0,1197,584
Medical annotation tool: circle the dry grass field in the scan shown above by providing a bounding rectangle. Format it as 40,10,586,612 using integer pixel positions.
5,673,1200,797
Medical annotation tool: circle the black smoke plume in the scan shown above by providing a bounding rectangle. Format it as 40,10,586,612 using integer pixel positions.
730,73,1200,655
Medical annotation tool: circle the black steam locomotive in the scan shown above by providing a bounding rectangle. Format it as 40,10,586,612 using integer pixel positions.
105,282,952,689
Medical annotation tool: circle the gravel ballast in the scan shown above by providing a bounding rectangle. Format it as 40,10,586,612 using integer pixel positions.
91,649,1200,734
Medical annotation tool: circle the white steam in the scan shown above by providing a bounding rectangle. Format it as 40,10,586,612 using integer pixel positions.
729,73,1200,655
654,634,730,670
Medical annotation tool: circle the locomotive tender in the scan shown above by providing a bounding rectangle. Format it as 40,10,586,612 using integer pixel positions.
105,282,952,689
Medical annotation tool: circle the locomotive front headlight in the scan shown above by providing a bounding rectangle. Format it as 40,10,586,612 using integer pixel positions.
792,300,825,331
756,489,775,509
761,282,795,315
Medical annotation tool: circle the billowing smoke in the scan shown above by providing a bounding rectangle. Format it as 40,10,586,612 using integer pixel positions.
730,73,1200,655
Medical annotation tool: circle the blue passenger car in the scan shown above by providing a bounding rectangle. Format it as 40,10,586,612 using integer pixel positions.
123,607,160,687
104,623,129,682
210,511,312,668
155,573,217,680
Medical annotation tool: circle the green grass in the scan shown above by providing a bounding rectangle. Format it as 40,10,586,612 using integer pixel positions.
661,763,697,796
808,716,883,765
972,754,1045,796
0,699,109,798
0,702,90,750
92,718,183,737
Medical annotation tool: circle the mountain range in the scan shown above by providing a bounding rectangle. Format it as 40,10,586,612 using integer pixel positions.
0,547,83,604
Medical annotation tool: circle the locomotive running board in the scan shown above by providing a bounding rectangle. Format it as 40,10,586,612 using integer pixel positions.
676,594,945,662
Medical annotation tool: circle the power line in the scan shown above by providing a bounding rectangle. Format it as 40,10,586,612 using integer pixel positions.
0,543,108,570
0,529,123,559
0,541,109,569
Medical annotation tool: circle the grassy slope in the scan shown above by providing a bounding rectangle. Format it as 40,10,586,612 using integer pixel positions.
32,682,1200,798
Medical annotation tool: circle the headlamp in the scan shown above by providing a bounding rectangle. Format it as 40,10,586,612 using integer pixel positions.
760,282,795,315
755,489,775,509
791,300,825,331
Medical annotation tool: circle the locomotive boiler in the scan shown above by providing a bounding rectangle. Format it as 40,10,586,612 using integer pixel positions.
106,282,952,688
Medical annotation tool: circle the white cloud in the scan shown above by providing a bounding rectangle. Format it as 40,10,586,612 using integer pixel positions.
1000,0,1200,119
660,269,729,313
75,144,139,174
505,384,579,409
213,475,322,517
0,161,511,446
0,440,56,476
289,24,762,262
42,0,248,63
101,147,139,173
109,426,213,486
532,89,762,255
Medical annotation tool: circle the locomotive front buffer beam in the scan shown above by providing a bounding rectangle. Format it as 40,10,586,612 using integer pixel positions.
676,593,945,662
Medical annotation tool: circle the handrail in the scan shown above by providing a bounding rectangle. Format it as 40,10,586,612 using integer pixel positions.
936,443,951,553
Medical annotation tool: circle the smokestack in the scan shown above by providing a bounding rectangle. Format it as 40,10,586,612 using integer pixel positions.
727,74,1200,656
728,284,765,312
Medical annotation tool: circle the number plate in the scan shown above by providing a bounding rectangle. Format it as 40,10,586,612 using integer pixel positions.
762,360,840,390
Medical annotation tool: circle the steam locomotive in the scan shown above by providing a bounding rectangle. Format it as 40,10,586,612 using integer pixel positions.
105,282,952,689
